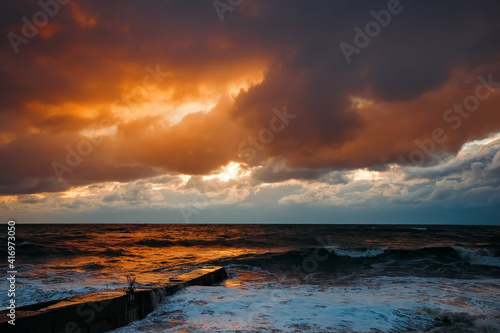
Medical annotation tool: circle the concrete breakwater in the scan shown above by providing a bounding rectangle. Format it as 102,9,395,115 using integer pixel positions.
1,266,227,333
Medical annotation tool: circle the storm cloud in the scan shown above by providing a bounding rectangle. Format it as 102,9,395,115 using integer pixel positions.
1,0,500,227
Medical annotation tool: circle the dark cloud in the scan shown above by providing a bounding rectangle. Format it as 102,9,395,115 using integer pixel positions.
18,195,48,205
1,0,500,194
404,140,500,181
251,162,348,184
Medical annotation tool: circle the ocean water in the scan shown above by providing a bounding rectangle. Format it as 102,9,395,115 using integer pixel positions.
2,224,500,332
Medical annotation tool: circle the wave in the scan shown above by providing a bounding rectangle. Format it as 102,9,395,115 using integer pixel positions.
212,245,500,276
135,238,269,248
423,308,500,333
324,246,386,258
136,239,175,247
80,263,106,270
12,242,82,257
10,243,129,258
452,246,500,268
99,248,128,257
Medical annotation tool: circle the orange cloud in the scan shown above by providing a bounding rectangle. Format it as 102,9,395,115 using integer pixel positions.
1,0,500,196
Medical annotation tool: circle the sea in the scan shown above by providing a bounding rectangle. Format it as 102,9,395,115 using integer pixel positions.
2,224,500,332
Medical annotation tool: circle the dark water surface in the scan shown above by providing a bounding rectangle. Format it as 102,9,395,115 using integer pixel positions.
2,224,500,332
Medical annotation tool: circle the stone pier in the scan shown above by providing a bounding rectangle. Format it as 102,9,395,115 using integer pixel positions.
0,266,227,333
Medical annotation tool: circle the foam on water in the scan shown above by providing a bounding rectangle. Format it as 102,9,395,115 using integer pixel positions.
0,274,119,310
6,224,500,330
453,246,500,268
111,272,500,333
325,246,386,258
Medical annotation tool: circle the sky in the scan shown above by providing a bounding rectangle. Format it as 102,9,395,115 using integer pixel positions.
1,0,500,224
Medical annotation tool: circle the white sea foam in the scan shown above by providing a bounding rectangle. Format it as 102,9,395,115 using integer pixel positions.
325,246,386,258
111,274,500,333
411,227,428,231
0,274,120,311
453,246,500,267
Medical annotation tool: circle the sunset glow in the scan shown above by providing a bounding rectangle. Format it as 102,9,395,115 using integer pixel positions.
1,0,500,224
2,2,500,332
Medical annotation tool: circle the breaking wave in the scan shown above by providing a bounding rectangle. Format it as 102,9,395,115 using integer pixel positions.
325,246,386,258
453,246,500,267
